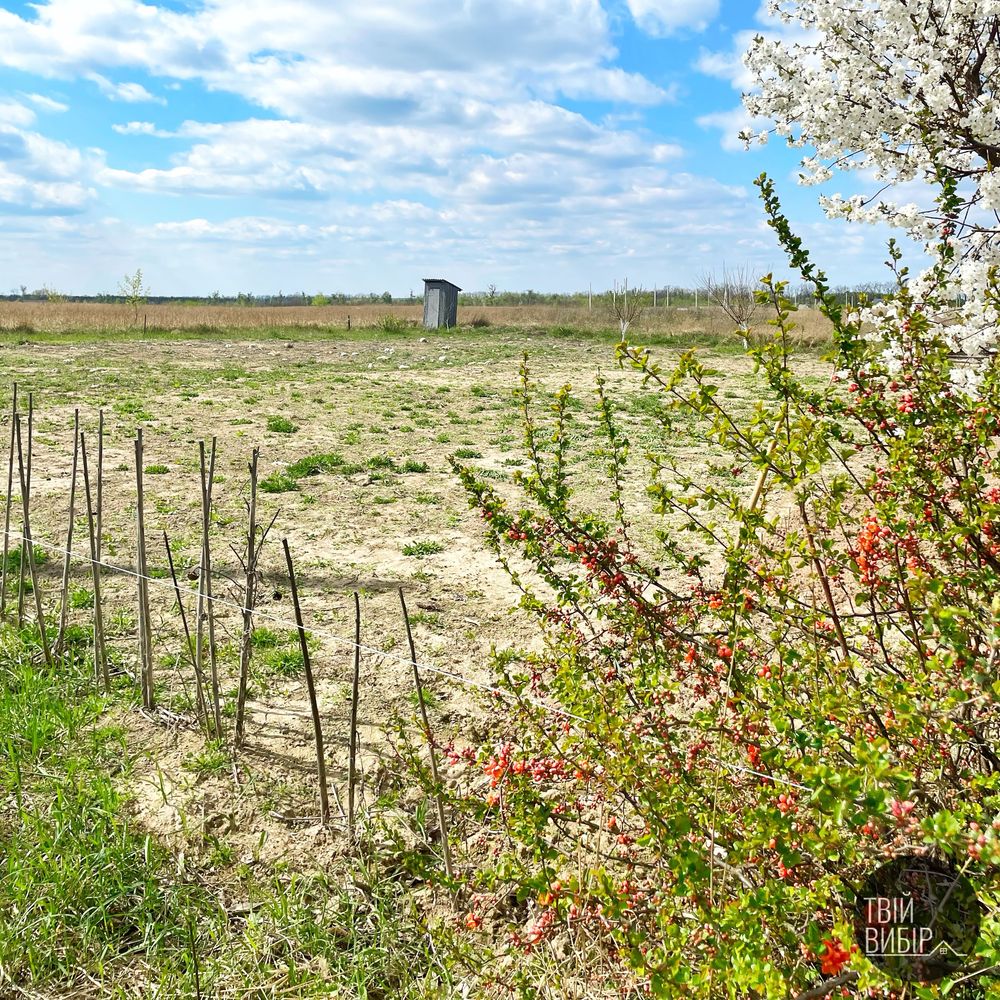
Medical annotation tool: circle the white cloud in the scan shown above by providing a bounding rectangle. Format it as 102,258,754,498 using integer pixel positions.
0,1,669,115
0,100,36,128
23,92,68,113
87,72,165,104
0,119,95,214
626,0,720,36
0,0,896,294
696,107,760,152
111,120,170,136
695,3,817,150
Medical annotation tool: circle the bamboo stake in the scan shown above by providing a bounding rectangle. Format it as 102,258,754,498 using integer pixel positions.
282,538,330,825
348,591,361,841
55,409,80,655
235,448,259,748
199,439,223,738
17,392,32,627
15,414,51,667
80,434,109,691
1,382,17,618
134,429,155,709
399,587,453,878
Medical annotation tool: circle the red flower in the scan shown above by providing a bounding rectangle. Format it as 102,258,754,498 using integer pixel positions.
819,936,852,975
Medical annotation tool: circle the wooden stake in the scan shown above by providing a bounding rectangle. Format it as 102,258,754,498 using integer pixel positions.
15,414,51,667
164,531,206,720
80,434,109,691
96,410,104,566
199,439,223,738
399,587,453,878
282,538,330,825
235,448,259,748
55,409,80,655
134,430,155,709
17,392,32,627
1,382,17,618
348,591,361,841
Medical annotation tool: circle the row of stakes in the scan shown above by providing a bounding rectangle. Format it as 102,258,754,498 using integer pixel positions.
0,384,452,867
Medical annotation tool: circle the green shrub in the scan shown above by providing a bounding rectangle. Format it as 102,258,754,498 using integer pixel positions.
377,314,407,334
442,182,1000,995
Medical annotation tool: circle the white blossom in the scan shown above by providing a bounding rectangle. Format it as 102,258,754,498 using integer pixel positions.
744,2,1000,388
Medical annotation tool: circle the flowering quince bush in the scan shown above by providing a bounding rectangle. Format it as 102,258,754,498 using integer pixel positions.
425,182,1000,1000
744,2,1000,390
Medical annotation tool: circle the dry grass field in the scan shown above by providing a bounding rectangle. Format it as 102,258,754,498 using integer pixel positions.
0,297,835,342
0,317,835,996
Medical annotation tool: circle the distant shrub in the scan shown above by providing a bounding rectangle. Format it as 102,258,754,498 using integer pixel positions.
377,314,407,334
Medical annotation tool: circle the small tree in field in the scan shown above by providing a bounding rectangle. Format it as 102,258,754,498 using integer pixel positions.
118,268,149,326
702,263,762,345
609,279,644,337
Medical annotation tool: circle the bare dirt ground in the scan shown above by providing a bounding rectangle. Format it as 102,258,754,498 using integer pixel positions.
0,327,833,881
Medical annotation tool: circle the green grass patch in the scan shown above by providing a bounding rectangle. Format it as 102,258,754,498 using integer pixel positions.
402,540,446,557
285,452,346,478
266,415,299,434
0,627,458,996
259,472,299,494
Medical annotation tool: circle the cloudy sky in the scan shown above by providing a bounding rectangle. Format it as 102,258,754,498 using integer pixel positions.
0,0,898,296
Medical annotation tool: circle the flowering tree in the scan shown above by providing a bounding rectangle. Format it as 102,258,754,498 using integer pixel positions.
744,2,1000,383
437,182,1000,997
409,5,1000,997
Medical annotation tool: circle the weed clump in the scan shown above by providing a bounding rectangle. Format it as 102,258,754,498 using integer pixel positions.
266,415,298,434
402,540,446,557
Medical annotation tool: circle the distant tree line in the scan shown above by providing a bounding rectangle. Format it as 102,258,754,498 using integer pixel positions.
4,281,961,309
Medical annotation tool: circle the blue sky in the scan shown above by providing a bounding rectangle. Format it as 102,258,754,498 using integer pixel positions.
0,0,900,296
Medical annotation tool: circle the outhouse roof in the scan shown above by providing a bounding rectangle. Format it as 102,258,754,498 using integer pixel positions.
423,278,462,291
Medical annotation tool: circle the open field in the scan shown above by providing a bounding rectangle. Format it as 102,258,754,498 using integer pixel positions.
0,299,835,342
0,322,835,996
